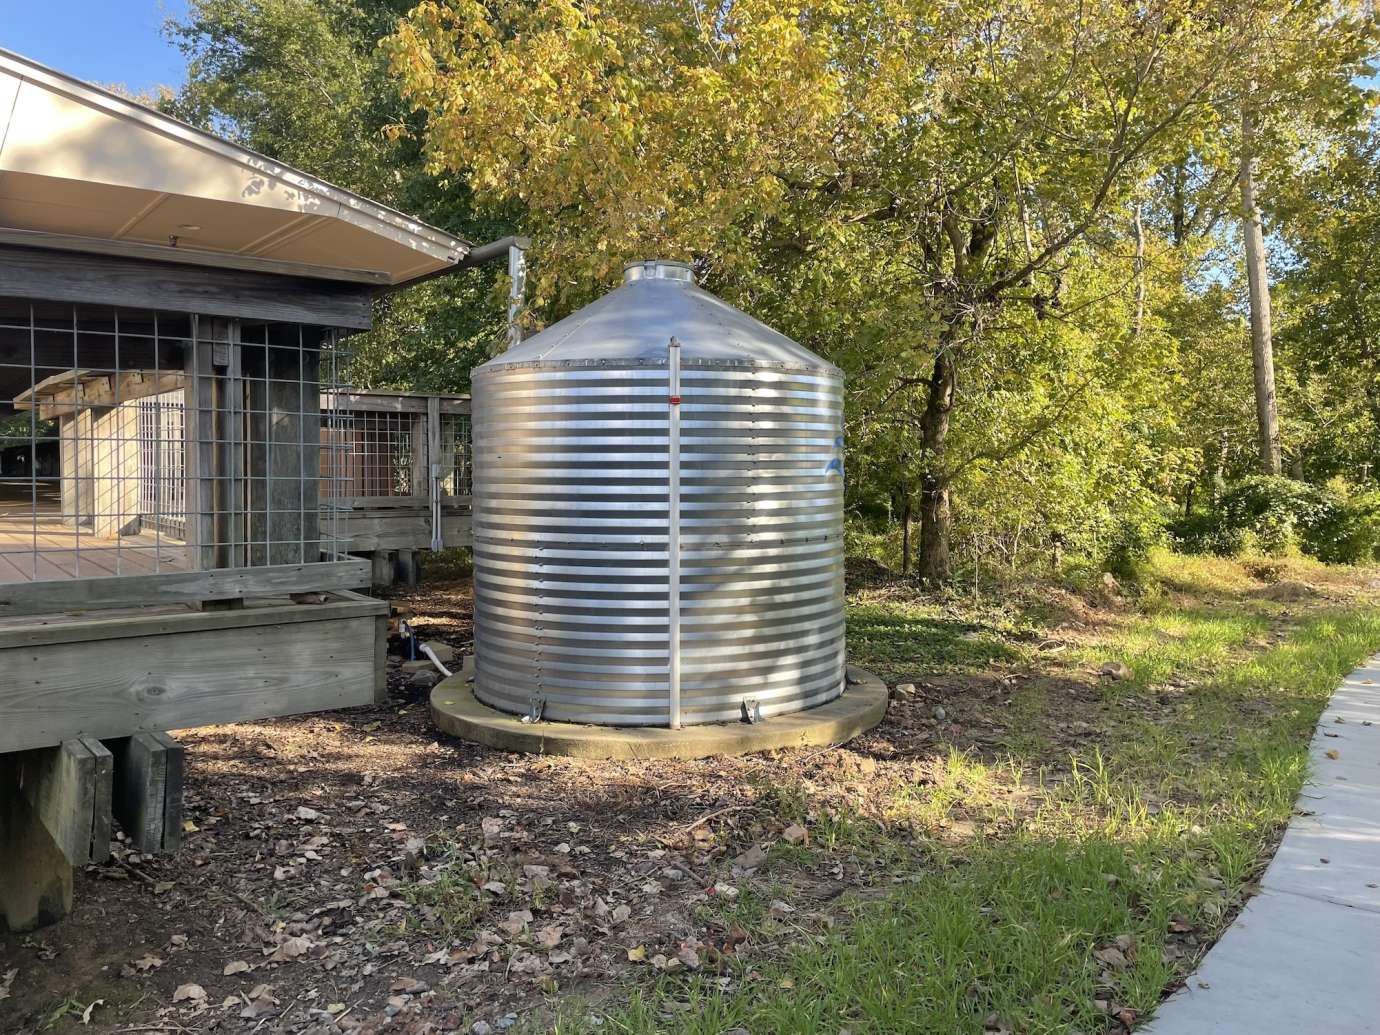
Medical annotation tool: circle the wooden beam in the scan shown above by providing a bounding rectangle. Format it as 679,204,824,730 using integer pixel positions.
108,732,183,854
0,226,392,285
338,495,429,510
0,591,385,649
15,369,184,419
0,602,385,753
328,392,430,414
15,738,113,866
0,243,374,329
335,509,472,552
0,558,372,616
323,392,471,415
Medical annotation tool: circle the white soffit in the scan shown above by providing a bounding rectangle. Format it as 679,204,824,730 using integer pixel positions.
0,48,471,285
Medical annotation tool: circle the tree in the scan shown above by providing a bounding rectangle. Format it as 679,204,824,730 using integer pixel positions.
166,0,513,391
385,0,1286,582
1240,100,1283,474
1136,3,1374,493
1277,119,1380,483
1201,3,1371,476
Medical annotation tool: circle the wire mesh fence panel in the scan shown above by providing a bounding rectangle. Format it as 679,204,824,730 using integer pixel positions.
0,297,352,588
438,411,471,497
320,410,416,499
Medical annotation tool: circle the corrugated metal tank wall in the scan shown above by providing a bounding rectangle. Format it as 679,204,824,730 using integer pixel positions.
470,260,845,727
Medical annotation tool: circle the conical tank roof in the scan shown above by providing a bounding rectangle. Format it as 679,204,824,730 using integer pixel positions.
478,260,837,373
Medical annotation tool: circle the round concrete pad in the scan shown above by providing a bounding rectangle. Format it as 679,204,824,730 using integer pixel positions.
429,659,888,760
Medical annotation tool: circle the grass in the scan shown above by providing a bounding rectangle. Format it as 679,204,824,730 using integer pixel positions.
846,602,1025,682
579,551,1380,1034
398,838,513,939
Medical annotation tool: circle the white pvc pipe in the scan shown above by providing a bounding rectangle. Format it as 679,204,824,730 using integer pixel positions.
419,642,454,679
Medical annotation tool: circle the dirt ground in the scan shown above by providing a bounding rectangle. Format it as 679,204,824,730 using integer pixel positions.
0,573,1233,1035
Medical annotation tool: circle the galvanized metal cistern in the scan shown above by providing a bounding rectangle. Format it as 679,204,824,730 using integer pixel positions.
470,260,846,727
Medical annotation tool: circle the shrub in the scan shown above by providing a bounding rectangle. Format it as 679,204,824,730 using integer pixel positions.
1167,509,1235,557
1102,513,1167,582
845,516,903,573
1170,476,1380,565
1215,476,1333,556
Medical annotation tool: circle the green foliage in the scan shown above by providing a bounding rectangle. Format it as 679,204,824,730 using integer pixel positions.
167,0,1380,579
1218,476,1333,555
166,0,512,392
381,0,1379,579
1302,488,1380,564
1166,508,1237,558
1170,476,1380,563
843,517,903,576
1102,514,1170,584
1276,122,1380,485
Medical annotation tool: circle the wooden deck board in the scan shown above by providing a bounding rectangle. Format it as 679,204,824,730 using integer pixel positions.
0,484,186,584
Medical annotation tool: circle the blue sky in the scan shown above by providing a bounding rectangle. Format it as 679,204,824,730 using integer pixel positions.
1,1,189,94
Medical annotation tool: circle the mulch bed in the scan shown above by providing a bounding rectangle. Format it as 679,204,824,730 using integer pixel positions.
0,577,1118,1035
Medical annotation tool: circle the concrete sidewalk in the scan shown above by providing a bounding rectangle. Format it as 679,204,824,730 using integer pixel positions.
1143,654,1380,1034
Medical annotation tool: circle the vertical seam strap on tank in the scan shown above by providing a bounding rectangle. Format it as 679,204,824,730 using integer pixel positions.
668,335,682,729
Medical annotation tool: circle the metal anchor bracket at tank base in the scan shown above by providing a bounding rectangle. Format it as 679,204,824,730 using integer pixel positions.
741,699,763,724
521,695,547,725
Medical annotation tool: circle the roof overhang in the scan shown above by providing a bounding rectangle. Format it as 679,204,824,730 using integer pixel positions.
0,48,472,287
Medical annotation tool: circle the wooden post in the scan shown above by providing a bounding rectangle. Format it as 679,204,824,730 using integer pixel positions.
374,612,389,704
245,338,269,568
184,320,218,573
410,409,429,504
370,550,392,589
215,325,245,570
396,548,418,587
0,761,72,932
107,732,184,855
426,395,442,550
0,738,114,932
16,738,112,865
90,403,141,538
301,338,323,561
57,411,93,528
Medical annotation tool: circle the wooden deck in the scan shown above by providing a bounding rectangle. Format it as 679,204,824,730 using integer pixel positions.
0,590,388,754
0,482,186,583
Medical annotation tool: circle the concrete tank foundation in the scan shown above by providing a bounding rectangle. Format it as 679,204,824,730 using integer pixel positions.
430,656,887,760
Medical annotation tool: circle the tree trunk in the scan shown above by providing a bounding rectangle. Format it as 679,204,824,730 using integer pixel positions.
916,346,957,585
1211,430,1228,501
917,475,950,585
1132,201,1146,338
1240,105,1282,475
900,493,912,575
